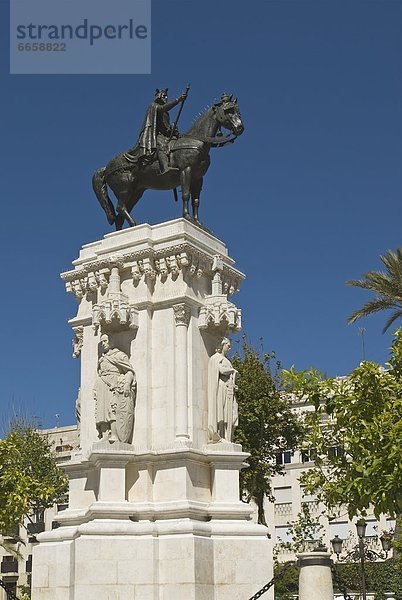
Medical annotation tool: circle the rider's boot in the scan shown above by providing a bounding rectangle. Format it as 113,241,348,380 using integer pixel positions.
157,150,178,175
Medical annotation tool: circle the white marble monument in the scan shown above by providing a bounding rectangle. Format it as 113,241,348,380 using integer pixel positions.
31,219,272,600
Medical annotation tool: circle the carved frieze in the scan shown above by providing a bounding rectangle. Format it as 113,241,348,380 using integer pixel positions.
199,255,242,333
61,242,243,297
173,303,191,327
92,266,138,332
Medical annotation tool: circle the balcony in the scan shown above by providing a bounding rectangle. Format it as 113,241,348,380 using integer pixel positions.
274,503,293,522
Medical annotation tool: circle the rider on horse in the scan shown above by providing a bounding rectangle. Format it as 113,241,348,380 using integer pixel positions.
135,87,188,174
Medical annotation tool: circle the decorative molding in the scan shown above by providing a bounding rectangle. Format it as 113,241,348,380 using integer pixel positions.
92,299,139,332
199,255,242,333
72,326,84,358
173,303,191,327
61,242,244,298
92,266,138,332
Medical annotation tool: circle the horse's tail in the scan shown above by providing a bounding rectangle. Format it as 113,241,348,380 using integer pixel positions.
92,167,116,226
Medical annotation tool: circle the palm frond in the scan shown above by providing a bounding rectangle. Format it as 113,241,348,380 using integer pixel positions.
347,248,402,332
382,309,402,333
347,297,398,324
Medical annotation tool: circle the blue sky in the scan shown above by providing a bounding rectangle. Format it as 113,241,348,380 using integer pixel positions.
1,0,401,428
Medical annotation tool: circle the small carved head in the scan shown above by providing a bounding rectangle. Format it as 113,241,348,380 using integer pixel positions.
100,333,112,352
218,337,231,355
154,88,168,104
220,92,232,103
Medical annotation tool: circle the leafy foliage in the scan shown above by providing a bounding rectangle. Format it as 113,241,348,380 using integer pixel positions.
274,560,402,600
272,561,299,600
274,503,325,558
0,424,68,534
282,329,402,520
232,339,304,524
347,247,402,332
334,560,402,600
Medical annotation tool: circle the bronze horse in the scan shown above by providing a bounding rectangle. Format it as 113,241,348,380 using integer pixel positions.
92,96,244,230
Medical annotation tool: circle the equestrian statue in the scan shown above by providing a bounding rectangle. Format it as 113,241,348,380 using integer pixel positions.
92,87,244,230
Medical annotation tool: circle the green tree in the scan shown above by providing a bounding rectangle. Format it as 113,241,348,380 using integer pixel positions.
232,340,304,525
0,423,68,534
273,505,325,600
282,329,402,520
347,247,402,332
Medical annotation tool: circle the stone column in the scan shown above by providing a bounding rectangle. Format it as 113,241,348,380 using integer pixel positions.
173,303,191,443
298,551,333,600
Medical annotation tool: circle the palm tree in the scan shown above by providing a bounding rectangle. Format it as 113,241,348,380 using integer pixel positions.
347,247,402,333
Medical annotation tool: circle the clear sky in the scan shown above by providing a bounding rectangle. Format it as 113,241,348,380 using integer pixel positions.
1,0,401,429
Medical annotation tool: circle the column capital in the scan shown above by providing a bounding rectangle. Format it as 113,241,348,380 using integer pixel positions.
173,303,191,327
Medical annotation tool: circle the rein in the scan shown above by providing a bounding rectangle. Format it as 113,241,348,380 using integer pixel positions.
181,132,237,146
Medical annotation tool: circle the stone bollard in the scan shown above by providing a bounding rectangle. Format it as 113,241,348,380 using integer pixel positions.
298,551,334,600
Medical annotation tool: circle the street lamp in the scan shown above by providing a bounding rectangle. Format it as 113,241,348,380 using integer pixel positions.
330,534,343,559
356,518,367,539
380,532,392,557
330,519,393,600
356,518,367,600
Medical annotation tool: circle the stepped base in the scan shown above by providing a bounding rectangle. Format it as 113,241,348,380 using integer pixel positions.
32,518,272,600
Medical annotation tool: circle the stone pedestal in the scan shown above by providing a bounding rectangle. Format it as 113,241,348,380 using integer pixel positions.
298,552,334,600
32,219,272,600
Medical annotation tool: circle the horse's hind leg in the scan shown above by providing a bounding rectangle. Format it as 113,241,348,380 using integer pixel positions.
116,199,137,228
115,186,145,230
190,177,203,223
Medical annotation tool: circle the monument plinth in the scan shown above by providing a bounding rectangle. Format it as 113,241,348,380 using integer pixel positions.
32,219,272,600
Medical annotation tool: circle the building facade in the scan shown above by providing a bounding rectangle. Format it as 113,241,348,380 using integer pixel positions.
0,425,78,599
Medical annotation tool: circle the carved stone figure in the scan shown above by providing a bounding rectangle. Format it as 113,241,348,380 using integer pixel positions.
92,91,244,229
94,334,136,443
207,337,238,442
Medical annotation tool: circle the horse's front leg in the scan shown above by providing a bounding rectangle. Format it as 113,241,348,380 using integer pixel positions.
180,166,191,219
190,177,203,224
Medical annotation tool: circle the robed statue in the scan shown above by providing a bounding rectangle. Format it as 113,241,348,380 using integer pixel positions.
208,337,238,443
93,88,244,230
94,334,136,444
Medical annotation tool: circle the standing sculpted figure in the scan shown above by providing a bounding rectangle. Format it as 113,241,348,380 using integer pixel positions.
208,337,238,442
94,334,136,444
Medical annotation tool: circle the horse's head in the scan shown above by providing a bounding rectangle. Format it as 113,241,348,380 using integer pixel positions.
213,94,244,137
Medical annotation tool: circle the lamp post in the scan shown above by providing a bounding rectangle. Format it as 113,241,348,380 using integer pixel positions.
330,518,393,600
356,519,367,600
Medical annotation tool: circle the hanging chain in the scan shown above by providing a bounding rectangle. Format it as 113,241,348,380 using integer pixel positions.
0,579,20,600
247,561,294,600
330,562,354,600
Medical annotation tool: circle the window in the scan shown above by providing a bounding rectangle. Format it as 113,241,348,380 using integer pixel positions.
365,520,378,538
276,451,292,465
1,556,18,574
301,487,317,503
274,487,292,504
57,493,69,512
301,448,317,463
328,446,344,459
329,522,348,540
275,526,292,544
